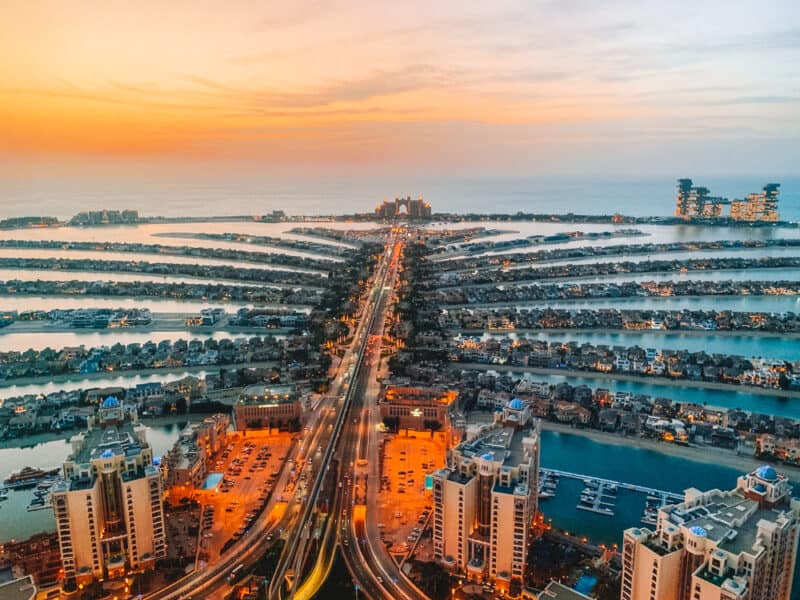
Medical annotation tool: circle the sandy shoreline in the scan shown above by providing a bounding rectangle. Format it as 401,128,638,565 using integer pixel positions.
540,421,800,481
457,362,800,399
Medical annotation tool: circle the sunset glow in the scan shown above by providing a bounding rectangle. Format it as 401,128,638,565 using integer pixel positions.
1,1,798,174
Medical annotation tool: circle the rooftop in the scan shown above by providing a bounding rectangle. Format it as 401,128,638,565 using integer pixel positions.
70,421,148,465
540,581,592,600
0,576,35,600
664,488,790,556
239,384,299,404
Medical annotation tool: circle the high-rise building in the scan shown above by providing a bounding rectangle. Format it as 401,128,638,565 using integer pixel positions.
432,421,540,591
730,184,780,222
620,466,800,600
674,179,729,220
51,397,166,587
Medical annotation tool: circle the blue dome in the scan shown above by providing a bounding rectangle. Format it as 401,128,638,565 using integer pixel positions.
101,449,114,459
756,465,778,481
482,452,494,461
508,398,524,410
690,526,707,537
153,456,162,466
102,396,120,409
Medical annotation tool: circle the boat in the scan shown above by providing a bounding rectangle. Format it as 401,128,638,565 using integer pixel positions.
538,491,555,500
3,467,59,489
576,504,615,516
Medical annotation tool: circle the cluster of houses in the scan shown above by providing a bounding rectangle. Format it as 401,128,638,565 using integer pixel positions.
442,307,800,334
456,369,800,464
433,256,800,288
0,377,206,437
10,307,153,329
0,256,325,287
0,335,285,381
0,238,335,271
230,308,310,329
451,336,799,390
431,279,800,306
0,278,321,306
428,237,800,273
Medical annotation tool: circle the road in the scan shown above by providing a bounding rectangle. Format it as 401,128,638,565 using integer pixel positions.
338,231,430,600
145,243,390,600
267,232,400,599
285,228,430,600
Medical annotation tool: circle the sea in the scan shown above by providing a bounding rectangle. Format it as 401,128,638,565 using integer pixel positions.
0,175,798,220
0,176,799,594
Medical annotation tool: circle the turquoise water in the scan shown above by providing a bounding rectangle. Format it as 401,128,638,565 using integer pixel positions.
480,330,800,361
0,422,186,543
202,472,224,490
574,574,597,595
519,295,800,313
0,370,216,402
553,267,800,285
511,371,799,418
537,430,800,600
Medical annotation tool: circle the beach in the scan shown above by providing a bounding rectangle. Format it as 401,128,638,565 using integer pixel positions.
540,420,800,481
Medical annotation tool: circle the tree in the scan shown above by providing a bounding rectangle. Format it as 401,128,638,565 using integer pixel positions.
382,416,400,433
161,400,172,416
423,419,442,438
175,396,188,414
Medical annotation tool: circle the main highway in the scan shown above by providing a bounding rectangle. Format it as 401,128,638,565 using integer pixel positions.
267,229,404,600
145,234,395,600
285,228,430,600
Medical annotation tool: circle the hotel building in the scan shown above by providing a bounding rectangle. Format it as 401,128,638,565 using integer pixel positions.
233,384,304,431
675,179,729,220
51,397,166,586
432,421,540,589
378,385,458,431
374,196,432,219
730,184,780,222
620,465,800,600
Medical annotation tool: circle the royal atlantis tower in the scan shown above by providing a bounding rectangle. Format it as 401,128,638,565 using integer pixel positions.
51,397,166,587
621,465,799,600
432,420,540,591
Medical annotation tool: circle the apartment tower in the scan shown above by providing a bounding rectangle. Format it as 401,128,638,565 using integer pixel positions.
620,465,799,600
432,419,540,590
51,397,166,587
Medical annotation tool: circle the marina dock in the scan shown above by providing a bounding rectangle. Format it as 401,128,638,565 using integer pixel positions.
539,468,683,521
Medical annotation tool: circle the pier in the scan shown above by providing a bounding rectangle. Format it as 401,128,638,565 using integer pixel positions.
540,468,683,503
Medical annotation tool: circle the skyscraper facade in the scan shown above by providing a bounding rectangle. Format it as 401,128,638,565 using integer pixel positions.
51,397,166,587
432,421,540,590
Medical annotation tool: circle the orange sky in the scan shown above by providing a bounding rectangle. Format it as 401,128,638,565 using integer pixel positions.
1,1,797,175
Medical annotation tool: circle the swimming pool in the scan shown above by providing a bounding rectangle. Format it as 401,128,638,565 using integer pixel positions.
201,472,224,490
574,574,597,595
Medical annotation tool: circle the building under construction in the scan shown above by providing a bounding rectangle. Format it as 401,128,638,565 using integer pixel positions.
730,183,781,222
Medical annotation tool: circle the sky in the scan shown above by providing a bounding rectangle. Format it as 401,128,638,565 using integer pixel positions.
0,0,798,179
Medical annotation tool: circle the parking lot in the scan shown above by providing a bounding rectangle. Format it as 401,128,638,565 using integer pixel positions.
194,430,293,563
377,431,446,558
